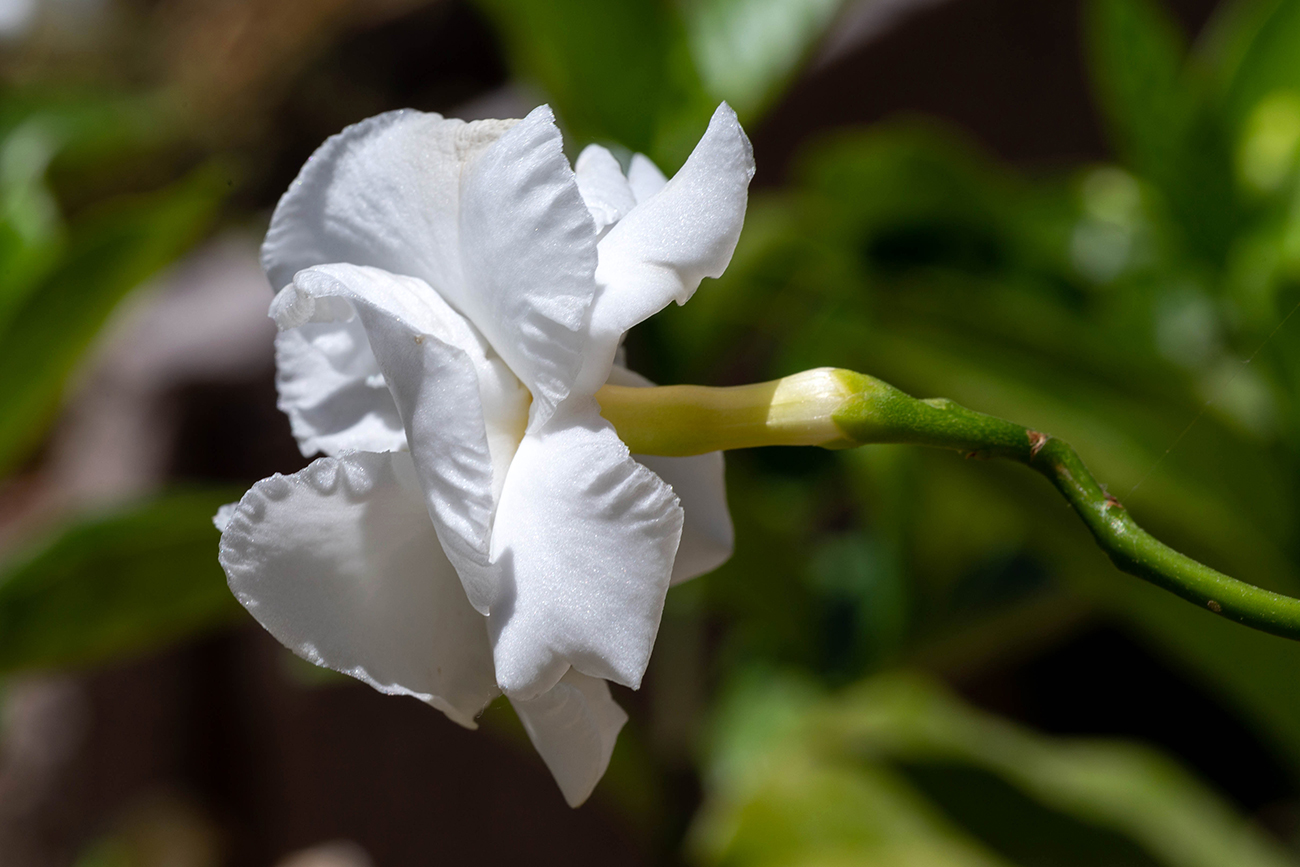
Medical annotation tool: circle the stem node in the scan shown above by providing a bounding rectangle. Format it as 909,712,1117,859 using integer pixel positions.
1027,430,1049,458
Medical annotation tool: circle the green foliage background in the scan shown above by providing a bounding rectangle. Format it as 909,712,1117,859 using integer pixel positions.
6,0,1300,864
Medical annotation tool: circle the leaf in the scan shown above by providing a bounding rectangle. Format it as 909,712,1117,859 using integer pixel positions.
1222,0,1300,130
692,671,1296,867
1067,544,1300,781
691,672,1009,867
804,530,908,679
0,488,244,672
1087,0,1193,171
0,163,227,476
679,0,844,120
697,758,1011,867
1086,0,1237,263
1197,0,1285,96
0,118,67,335
0,91,183,337
472,0,715,168
830,674,1299,867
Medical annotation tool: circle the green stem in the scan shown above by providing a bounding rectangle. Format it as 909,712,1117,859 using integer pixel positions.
597,368,1300,641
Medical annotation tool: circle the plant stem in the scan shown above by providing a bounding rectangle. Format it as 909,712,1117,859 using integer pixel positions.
596,368,1300,641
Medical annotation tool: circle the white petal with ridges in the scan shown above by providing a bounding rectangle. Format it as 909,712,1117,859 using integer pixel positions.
575,144,636,232
260,107,597,427
511,670,628,807
218,451,499,728
636,450,733,585
259,110,498,460
458,106,598,424
487,406,683,699
274,320,407,457
275,263,531,614
597,103,753,315
626,153,667,204
261,109,514,297
604,365,733,585
574,104,755,396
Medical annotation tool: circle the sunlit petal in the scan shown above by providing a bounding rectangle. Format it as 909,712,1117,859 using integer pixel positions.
574,144,636,232
219,451,499,728
274,263,531,614
274,319,407,457
575,104,755,396
261,109,515,297
458,106,598,424
605,365,733,584
488,407,683,698
626,153,667,204
510,670,628,807
636,450,733,585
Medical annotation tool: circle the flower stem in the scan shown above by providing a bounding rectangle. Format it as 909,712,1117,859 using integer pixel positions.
597,368,1300,641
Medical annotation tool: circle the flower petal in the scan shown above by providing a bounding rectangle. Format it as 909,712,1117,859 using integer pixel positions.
218,451,499,728
457,106,598,424
262,105,601,424
574,104,755,396
260,110,522,459
274,320,407,457
604,365,733,585
488,406,683,699
574,144,636,232
635,451,733,585
626,153,667,204
274,263,531,615
510,670,628,807
261,109,515,297
596,103,753,320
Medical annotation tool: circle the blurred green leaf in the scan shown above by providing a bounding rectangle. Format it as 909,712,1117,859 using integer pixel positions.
0,92,181,331
800,124,1024,267
0,117,67,336
1087,0,1237,263
832,674,1297,867
804,530,907,679
1087,0,1193,172
679,0,843,120
691,672,1008,867
473,0,715,167
1198,0,1284,93
0,488,244,672
0,163,227,476
475,0,840,165
693,672,1296,867
1070,548,1300,779
1223,0,1300,130
0,118,61,247
73,839,136,867
697,759,1009,867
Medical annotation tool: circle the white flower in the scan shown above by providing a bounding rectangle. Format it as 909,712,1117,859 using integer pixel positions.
215,104,754,805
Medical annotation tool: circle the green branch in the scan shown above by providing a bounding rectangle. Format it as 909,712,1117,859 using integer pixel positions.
828,370,1300,640
598,368,1300,641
